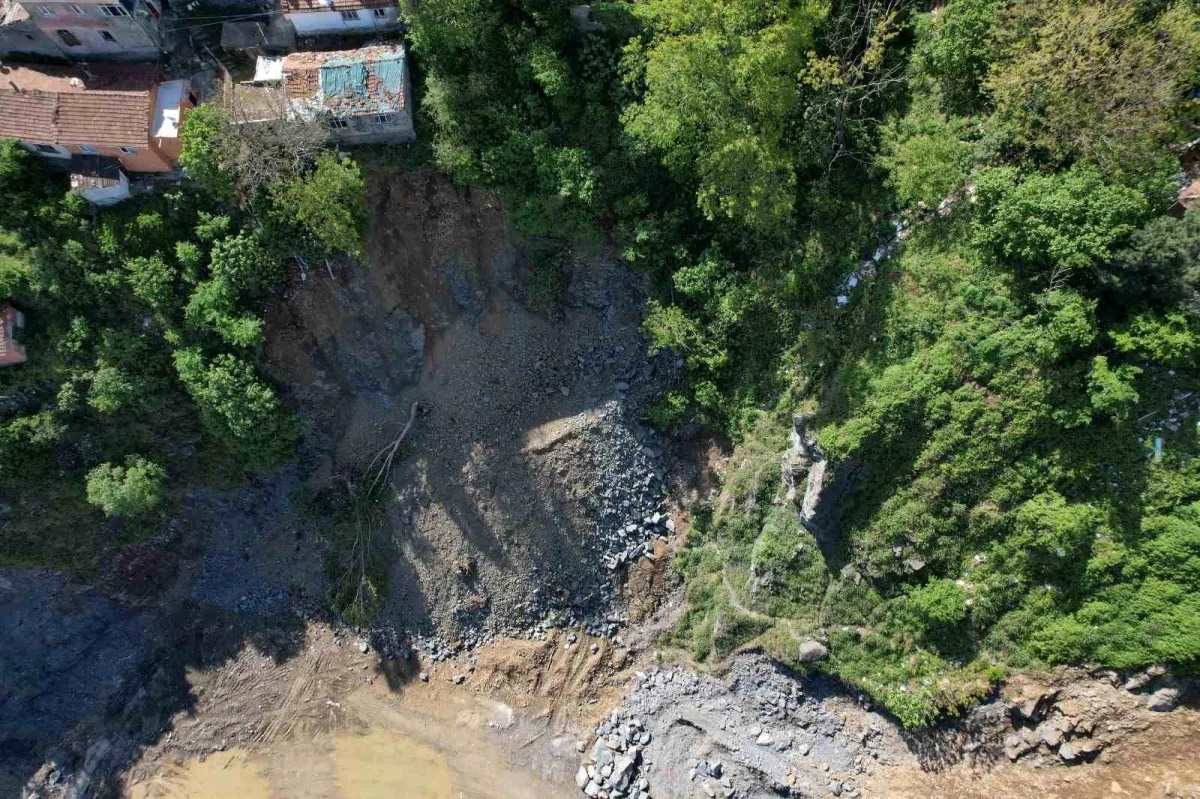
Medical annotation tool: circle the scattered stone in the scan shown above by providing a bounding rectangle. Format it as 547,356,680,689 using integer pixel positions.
797,640,829,663
452,674,466,685
755,731,775,746
358,640,369,654
592,739,615,770
612,755,636,790
576,767,590,789
419,672,429,682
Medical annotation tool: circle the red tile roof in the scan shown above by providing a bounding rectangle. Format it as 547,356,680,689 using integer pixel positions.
0,304,27,367
0,64,157,147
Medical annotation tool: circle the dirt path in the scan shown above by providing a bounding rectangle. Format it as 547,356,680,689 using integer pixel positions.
722,569,773,621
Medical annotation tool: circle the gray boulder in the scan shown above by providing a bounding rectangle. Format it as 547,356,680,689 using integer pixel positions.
798,640,829,663
1148,687,1180,712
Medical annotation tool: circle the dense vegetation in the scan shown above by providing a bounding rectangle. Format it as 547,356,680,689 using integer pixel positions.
401,0,1200,725
2,0,1198,729
0,109,366,570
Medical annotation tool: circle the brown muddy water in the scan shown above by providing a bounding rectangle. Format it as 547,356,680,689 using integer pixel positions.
129,729,455,799
124,683,580,799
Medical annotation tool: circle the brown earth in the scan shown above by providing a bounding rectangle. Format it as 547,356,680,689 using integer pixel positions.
117,620,647,799
870,713,1200,798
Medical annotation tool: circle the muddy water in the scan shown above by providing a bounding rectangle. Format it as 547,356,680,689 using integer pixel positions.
128,728,457,799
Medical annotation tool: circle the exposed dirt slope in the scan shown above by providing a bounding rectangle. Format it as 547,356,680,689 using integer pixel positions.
264,169,677,648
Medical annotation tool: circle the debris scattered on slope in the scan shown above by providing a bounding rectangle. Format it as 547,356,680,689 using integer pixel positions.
574,656,914,799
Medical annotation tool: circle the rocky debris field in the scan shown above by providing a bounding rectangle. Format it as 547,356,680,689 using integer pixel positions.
264,170,685,660
995,666,1192,767
570,654,1200,799
573,656,914,799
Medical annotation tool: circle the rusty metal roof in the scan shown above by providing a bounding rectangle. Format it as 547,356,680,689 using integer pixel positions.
282,45,406,116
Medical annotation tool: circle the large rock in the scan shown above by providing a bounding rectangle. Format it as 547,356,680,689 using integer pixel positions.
591,739,615,770
1036,717,1066,748
1011,688,1057,721
798,640,829,663
1148,687,1180,712
612,755,636,790
1058,738,1103,762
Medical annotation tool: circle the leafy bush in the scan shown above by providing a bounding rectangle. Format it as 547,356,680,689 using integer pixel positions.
86,456,166,517
748,508,828,616
972,166,1148,277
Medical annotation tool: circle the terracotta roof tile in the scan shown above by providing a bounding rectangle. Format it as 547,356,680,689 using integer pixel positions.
0,92,57,141
0,63,156,147
58,92,151,147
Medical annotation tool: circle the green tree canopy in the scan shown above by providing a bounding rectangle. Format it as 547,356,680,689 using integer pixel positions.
173,348,297,469
622,0,823,233
270,154,368,258
986,0,1200,177
972,166,1148,277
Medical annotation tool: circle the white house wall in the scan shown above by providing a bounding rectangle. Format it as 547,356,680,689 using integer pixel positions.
332,108,414,145
286,7,398,36
28,0,160,60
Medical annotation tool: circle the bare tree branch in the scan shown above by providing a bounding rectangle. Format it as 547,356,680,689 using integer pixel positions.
215,83,331,200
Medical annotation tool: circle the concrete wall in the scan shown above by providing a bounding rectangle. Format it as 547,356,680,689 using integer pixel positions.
0,15,68,59
23,140,174,171
332,107,413,145
286,6,398,36
27,0,160,60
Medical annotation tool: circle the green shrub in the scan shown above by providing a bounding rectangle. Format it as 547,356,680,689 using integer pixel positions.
86,456,166,517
